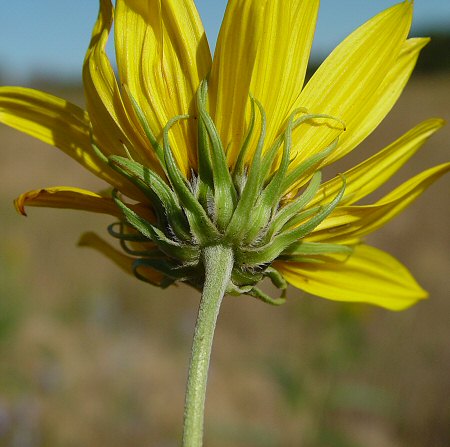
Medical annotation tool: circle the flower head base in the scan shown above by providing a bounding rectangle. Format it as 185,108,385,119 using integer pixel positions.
1,0,449,311
101,81,348,304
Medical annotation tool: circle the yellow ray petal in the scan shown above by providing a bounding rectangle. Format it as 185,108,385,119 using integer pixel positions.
78,232,164,285
311,118,445,207
83,0,160,171
308,163,450,242
324,38,431,165
14,186,122,217
209,0,267,165
249,0,319,151
0,86,148,201
0,87,104,182
83,0,128,154
377,163,450,204
115,0,212,173
275,244,427,310
291,1,413,166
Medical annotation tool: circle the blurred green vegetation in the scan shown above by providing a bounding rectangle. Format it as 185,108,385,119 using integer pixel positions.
413,32,450,73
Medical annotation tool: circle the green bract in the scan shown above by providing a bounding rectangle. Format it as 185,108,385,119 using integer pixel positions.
107,81,347,304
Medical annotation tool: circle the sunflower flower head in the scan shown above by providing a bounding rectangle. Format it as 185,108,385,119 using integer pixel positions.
1,0,449,310
97,78,349,304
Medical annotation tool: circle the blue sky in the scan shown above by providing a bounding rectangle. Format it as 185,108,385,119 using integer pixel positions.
1,0,449,84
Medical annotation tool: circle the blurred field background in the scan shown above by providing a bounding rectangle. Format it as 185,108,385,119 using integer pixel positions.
1,30,450,447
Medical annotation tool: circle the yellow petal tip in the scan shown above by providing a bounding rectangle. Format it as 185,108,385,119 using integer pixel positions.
14,191,36,216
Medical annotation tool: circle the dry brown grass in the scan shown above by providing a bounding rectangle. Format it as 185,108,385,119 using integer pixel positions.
0,74,449,447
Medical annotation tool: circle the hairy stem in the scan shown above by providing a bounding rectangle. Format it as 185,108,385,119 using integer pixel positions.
182,245,234,447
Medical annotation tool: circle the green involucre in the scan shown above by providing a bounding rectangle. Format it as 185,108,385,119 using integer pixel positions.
93,83,349,304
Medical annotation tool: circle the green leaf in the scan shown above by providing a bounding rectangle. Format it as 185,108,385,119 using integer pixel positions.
276,175,346,245
113,190,199,263
133,258,197,282
108,221,149,242
224,99,266,243
198,81,237,230
239,177,345,266
256,109,309,185
281,137,338,194
264,267,287,290
132,259,174,288
231,267,263,288
282,241,353,256
242,109,300,243
107,222,164,257
259,111,294,208
280,241,353,263
108,155,191,241
196,82,214,207
233,96,257,183
265,171,323,241
247,287,286,306
90,135,108,164
162,116,219,245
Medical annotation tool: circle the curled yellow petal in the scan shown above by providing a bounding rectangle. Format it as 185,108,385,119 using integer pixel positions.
14,186,121,217
78,232,164,285
275,244,427,310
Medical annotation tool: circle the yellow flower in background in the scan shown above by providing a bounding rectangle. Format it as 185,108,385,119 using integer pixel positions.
1,0,448,310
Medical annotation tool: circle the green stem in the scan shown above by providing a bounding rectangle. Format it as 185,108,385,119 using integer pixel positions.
182,245,234,447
